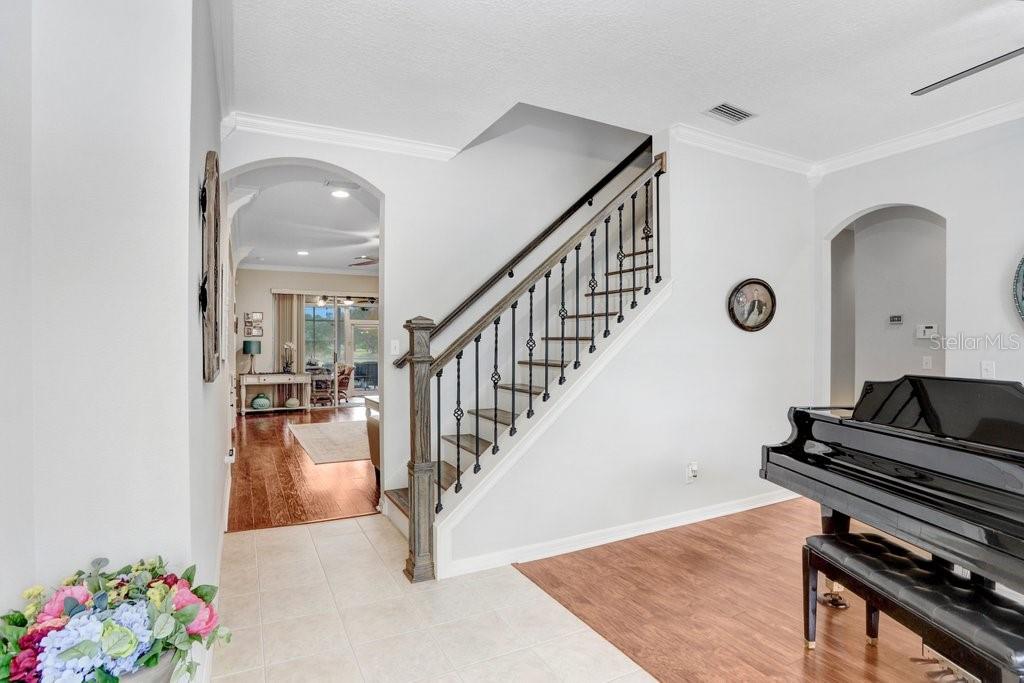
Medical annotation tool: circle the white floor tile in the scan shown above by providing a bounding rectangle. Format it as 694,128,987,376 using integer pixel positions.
266,651,364,682
352,629,453,683
610,670,658,682
341,596,427,645
255,525,314,556
496,595,586,646
258,555,326,592
212,666,266,682
457,649,558,683
213,626,263,677
356,514,401,536
260,581,336,623
466,566,547,610
222,532,257,569
261,612,350,665
220,564,260,598
220,593,261,630
328,566,403,609
430,611,524,669
308,518,366,541
408,583,489,626
531,629,638,683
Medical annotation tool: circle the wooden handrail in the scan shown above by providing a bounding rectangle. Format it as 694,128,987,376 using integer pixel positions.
429,153,666,375
393,136,653,368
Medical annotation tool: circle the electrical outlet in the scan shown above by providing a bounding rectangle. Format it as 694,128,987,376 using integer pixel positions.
922,355,932,370
390,339,400,356
224,448,236,464
685,462,699,484
981,360,996,379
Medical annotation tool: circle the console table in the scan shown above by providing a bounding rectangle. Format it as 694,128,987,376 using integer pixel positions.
238,373,311,415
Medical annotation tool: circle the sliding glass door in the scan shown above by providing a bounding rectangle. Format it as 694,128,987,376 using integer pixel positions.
304,296,379,406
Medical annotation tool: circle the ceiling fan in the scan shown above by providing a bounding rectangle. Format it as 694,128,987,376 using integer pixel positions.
912,44,1024,95
348,254,379,267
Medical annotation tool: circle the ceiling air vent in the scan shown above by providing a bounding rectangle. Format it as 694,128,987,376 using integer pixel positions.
703,103,755,125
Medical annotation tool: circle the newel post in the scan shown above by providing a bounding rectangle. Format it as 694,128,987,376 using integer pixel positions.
404,316,437,582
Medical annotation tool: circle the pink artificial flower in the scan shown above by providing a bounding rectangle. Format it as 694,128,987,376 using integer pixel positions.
186,603,219,637
8,648,40,683
161,573,179,588
171,580,202,611
37,585,91,623
19,618,65,651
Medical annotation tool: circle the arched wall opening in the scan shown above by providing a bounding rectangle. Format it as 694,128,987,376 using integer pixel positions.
829,204,947,405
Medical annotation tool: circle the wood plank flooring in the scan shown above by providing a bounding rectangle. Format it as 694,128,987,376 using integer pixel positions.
516,497,937,682
227,408,379,532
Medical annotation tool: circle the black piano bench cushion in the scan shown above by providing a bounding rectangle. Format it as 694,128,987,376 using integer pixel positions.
808,533,1024,673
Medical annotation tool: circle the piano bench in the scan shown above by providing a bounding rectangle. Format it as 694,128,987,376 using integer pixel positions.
803,533,1024,683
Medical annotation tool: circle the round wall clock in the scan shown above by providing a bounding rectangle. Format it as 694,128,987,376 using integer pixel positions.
728,278,777,332
1014,256,1024,322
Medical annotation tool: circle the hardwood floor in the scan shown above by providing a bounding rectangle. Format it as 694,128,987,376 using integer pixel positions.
516,497,937,682
227,407,379,532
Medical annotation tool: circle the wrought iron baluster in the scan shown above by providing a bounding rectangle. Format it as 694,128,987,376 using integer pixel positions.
543,271,551,401
435,369,443,513
655,175,663,286
526,286,536,418
473,334,481,472
491,317,500,454
616,205,625,323
573,243,581,369
630,191,638,309
509,301,518,436
603,216,611,339
558,256,567,385
453,352,463,493
588,229,597,353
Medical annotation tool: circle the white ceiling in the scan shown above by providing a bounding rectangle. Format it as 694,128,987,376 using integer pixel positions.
229,163,380,274
227,0,1024,161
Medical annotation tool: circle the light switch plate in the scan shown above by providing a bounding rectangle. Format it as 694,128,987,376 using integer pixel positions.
922,355,933,370
981,360,996,379
390,339,400,356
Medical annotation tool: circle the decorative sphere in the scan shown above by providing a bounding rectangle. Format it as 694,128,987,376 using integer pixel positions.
251,393,271,410
285,397,300,408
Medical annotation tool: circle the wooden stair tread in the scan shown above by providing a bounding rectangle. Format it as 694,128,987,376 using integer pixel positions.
442,433,492,455
498,382,544,395
586,287,643,297
439,460,459,490
606,265,653,277
384,488,410,517
468,407,518,426
518,359,568,367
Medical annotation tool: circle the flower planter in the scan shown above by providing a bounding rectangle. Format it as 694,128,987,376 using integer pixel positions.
126,656,175,682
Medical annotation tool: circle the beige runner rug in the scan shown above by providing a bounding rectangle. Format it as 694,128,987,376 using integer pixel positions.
288,420,370,464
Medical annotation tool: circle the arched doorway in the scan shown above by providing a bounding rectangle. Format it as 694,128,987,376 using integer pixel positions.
829,204,947,405
221,157,387,531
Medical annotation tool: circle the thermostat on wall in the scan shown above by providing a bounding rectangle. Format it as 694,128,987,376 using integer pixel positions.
889,314,903,325
916,324,938,339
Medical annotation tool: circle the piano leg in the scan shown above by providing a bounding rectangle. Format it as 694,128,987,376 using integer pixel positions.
820,505,850,609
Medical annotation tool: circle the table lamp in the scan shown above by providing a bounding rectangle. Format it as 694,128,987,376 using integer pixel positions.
242,340,261,374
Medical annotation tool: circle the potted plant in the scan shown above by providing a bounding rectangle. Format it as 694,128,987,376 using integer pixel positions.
1,557,229,682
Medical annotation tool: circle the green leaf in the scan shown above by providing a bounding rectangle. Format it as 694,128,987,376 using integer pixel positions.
1,651,15,679
192,585,217,604
172,604,200,627
91,558,110,572
57,639,100,662
0,624,26,645
153,613,175,639
180,565,196,585
1,612,27,628
93,591,109,611
139,641,165,668
94,667,119,683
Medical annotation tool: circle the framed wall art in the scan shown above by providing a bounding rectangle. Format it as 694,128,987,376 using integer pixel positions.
727,278,776,332
200,150,222,382
1014,255,1024,323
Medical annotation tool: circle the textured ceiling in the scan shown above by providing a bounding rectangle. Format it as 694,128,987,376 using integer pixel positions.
229,0,1024,160
230,163,380,273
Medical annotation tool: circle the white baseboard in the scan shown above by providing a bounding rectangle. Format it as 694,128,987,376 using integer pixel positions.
437,488,799,578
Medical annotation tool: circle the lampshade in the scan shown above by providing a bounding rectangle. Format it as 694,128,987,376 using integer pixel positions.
242,340,262,355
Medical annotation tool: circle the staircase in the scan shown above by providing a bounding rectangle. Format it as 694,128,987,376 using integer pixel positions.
388,140,668,581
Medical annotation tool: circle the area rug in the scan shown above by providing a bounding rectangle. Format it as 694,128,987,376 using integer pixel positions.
288,420,370,464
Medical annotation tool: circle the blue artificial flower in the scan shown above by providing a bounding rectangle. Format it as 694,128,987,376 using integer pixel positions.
38,612,104,683
100,601,153,677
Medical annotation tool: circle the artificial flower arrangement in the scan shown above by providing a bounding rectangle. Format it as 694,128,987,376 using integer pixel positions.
0,557,229,683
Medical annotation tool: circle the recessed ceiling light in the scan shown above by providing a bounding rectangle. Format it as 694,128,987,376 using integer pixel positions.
331,189,350,198
297,250,309,256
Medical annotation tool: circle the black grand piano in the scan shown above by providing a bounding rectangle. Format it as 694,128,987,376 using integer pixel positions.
762,375,1024,681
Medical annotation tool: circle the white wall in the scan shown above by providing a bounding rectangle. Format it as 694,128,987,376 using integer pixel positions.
815,118,1024,396
234,268,378,373
850,207,946,391
188,0,232,591
830,229,856,405
222,108,647,493
443,135,815,566
0,0,35,606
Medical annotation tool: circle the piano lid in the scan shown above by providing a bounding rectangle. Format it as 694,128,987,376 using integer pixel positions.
852,375,1024,453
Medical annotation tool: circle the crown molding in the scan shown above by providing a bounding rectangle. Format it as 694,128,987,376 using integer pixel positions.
237,263,379,277
221,111,460,161
811,97,1024,176
670,123,815,175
